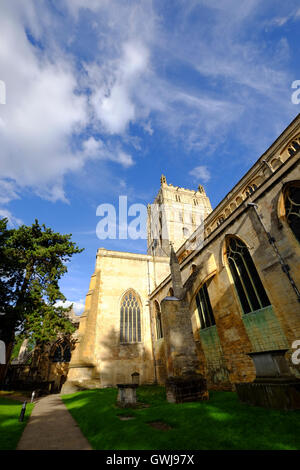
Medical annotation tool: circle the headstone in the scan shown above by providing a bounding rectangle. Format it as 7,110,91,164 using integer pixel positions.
236,349,300,410
117,384,138,407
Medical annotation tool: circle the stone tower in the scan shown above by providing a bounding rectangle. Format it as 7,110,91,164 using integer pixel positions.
147,175,212,256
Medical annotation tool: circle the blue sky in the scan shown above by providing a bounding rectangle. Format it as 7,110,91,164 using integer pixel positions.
0,0,300,314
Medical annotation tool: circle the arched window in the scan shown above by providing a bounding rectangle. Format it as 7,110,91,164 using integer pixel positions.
245,183,258,197
195,282,215,329
226,237,271,314
284,182,300,243
217,216,225,227
120,290,141,343
52,340,71,363
154,301,163,339
168,287,174,297
288,141,300,156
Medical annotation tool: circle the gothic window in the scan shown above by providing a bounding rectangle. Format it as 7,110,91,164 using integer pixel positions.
120,290,142,343
284,182,300,243
154,301,163,339
226,237,271,314
52,341,71,363
195,282,215,329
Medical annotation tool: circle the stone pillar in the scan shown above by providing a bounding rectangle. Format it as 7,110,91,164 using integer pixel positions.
160,245,208,403
161,298,199,376
61,269,101,394
161,298,208,403
169,244,185,299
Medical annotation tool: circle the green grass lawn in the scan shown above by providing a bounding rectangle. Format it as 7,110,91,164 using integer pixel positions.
0,397,34,450
62,385,300,450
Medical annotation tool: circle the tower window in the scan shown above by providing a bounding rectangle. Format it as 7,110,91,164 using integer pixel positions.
183,227,189,237
120,290,142,343
195,283,215,329
226,237,271,314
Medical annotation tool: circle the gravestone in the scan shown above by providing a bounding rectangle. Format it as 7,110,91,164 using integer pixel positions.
236,349,300,410
117,383,138,407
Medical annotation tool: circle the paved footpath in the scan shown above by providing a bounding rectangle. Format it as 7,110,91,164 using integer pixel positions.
17,394,92,450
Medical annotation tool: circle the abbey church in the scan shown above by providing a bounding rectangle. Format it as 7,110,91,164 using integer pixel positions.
62,114,300,395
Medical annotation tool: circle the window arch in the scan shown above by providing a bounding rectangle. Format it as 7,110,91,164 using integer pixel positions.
217,216,225,227
120,290,142,343
284,181,300,243
154,300,163,339
245,183,258,197
226,237,271,314
195,281,215,329
288,140,300,157
52,340,71,363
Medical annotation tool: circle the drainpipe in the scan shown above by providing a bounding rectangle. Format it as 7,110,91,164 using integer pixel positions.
247,202,300,302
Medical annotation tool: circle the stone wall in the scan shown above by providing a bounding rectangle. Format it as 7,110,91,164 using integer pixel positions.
150,146,300,389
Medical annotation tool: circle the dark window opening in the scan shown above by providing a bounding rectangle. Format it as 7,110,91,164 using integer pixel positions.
226,237,271,314
284,183,300,243
195,283,216,329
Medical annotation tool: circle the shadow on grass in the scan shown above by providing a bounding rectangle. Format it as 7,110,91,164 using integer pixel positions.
0,398,34,450
62,386,300,450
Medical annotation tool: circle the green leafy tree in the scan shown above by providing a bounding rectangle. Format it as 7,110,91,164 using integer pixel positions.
0,218,83,380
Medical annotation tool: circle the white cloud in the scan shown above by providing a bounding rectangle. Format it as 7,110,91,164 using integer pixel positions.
0,0,298,220
0,180,19,205
0,0,140,216
89,41,150,134
189,166,211,183
268,7,300,27
0,208,22,227
55,299,85,315
0,2,89,204
116,151,134,168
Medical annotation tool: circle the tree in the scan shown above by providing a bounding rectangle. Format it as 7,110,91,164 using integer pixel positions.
0,218,83,382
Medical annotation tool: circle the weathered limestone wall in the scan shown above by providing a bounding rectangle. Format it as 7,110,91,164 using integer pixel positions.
65,117,300,394
150,155,300,390
160,298,200,377
64,249,170,391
